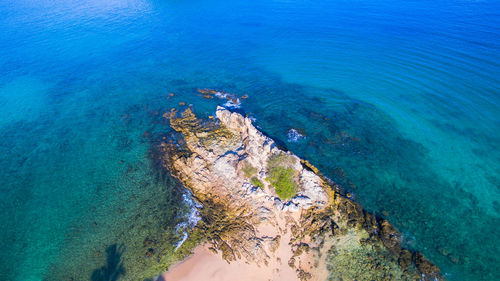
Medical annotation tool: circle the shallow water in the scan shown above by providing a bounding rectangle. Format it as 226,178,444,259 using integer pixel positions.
0,0,499,280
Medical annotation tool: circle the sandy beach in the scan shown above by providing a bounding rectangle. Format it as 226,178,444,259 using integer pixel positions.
161,246,279,281
161,221,321,281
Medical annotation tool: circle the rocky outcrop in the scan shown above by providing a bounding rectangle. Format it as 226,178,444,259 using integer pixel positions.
159,106,443,280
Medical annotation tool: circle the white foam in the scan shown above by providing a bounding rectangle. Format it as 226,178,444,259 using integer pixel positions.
287,128,305,142
214,91,242,108
223,99,241,109
214,91,229,99
174,192,202,251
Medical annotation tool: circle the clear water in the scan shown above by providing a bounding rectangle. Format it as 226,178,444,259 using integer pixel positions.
0,0,499,280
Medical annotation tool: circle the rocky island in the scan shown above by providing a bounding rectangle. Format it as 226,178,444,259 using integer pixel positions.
157,106,443,281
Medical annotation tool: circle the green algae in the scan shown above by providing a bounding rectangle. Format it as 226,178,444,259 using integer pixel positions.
292,192,439,280
326,242,410,281
167,107,238,149
140,197,257,274
193,196,256,262
157,228,205,271
44,158,191,281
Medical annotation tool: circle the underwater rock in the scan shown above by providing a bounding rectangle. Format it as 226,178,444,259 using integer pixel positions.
413,252,441,279
158,106,444,280
398,249,412,268
287,128,305,142
145,248,155,258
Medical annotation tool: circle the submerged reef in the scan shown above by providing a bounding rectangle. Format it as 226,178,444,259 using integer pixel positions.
158,106,443,280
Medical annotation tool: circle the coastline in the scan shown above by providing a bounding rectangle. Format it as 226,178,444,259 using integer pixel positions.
157,105,443,280
162,206,329,281
161,245,291,281
162,240,319,281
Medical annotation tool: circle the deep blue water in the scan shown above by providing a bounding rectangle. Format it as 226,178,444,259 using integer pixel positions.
0,0,499,280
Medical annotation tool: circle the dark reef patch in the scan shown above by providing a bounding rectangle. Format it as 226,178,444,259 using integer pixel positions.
91,244,126,281
210,74,500,280
1,46,498,280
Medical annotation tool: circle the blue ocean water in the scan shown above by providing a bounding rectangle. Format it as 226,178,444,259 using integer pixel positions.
0,0,499,280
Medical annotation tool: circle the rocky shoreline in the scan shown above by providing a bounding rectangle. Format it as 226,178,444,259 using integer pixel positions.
158,105,443,280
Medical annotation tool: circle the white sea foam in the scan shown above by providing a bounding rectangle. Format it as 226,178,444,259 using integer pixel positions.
287,128,305,142
223,98,241,109
214,91,242,108
214,91,228,99
174,191,202,251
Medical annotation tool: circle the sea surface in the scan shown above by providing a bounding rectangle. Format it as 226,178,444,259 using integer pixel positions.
0,0,499,280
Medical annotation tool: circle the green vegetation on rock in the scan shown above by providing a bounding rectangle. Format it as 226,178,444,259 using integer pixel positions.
266,153,298,200
242,162,257,178
242,162,264,189
250,177,264,188
267,152,295,169
267,166,298,200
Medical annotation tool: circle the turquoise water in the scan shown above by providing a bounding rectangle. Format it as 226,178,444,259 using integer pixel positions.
0,0,499,280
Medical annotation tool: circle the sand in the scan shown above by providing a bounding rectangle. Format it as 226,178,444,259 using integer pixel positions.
161,212,328,281
161,246,285,281
161,214,320,281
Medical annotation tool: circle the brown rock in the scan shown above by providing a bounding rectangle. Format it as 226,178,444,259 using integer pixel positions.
158,106,444,281
413,252,441,278
398,249,412,268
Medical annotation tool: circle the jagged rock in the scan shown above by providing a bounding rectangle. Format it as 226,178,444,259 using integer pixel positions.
292,195,313,208
159,106,444,281
399,249,412,268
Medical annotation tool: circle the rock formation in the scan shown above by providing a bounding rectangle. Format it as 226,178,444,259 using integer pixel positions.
159,106,443,280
